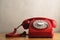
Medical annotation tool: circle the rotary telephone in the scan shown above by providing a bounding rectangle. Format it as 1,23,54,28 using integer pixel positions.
6,17,56,38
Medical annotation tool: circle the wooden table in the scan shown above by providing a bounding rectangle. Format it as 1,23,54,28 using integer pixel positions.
0,33,60,40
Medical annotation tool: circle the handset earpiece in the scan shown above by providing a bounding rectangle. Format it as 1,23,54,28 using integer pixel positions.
48,19,56,28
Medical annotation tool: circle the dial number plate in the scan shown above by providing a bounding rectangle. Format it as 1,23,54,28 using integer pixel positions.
33,20,48,29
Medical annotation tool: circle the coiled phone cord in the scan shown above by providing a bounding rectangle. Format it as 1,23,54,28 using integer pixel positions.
6,24,27,37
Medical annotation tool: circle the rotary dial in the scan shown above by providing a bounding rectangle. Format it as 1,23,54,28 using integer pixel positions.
33,20,48,29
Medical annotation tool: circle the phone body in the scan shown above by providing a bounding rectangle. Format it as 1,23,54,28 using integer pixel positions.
22,17,56,38
6,17,56,38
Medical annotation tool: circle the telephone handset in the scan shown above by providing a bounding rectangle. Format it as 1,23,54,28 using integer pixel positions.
6,17,56,38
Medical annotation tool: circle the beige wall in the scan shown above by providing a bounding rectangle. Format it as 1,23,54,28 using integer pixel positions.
0,0,60,33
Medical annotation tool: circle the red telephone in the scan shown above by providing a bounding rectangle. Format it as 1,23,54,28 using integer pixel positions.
6,17,56,38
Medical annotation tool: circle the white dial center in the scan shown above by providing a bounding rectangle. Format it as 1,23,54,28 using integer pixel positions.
33,20,48,29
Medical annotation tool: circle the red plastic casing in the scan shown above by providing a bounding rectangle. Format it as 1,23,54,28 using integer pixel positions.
29,17,56,38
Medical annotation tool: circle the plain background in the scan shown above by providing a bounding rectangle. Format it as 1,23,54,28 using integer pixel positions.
0,0,60,33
